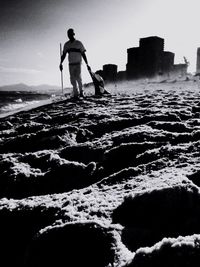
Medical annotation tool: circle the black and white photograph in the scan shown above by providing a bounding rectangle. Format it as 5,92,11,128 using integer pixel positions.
1,0,200,266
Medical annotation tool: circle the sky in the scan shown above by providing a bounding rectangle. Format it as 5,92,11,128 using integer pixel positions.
0,0,200,87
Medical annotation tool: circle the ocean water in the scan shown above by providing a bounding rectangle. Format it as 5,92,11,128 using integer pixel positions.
0,91,51,115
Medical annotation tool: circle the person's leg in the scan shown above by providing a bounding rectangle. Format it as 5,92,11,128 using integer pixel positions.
75,64,84,97
69,65,79,97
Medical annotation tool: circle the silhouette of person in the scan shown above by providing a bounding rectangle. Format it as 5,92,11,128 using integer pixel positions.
59,28,90,98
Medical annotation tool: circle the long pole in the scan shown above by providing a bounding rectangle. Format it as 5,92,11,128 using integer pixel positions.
60,43,64,95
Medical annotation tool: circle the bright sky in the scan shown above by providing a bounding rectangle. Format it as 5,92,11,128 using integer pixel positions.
0,0,200,87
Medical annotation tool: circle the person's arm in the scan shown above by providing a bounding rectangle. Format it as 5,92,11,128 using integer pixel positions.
59,51,67,71
82,52,91,71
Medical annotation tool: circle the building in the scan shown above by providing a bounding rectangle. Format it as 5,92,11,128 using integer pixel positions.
196,48,200,75
126,36,186,80
161,51,175,73
103,64,118,82
117,71,127,81
171,64,188,77
126,47,141,79
126,36,165,79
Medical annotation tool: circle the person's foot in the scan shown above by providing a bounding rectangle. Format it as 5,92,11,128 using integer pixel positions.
72,95,79,100
80,92,85,98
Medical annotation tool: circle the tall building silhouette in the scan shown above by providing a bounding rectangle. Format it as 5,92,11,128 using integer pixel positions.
103,64,118,82
196,48,200,75
162,52,175,73
126,47,141,79
126,36,176,79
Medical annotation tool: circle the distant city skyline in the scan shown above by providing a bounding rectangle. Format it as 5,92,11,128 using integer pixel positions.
0,0,200,87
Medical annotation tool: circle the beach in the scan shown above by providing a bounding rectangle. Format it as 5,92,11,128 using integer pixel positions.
1,80,200,266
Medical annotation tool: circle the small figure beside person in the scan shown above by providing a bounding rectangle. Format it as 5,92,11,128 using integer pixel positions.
59,28,90,98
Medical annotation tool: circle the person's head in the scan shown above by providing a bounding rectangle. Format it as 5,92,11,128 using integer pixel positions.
67,28,75,40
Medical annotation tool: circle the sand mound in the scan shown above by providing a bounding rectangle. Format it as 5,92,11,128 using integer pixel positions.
24,222,115,267
125,234,200,267
113,184,200,251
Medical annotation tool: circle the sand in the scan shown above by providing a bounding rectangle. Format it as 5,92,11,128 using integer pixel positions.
1,80,200,267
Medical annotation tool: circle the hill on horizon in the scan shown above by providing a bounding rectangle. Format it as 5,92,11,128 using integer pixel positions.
0,83,61,93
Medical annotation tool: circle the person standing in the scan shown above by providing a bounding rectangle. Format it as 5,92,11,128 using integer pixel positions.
59,28,90,98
